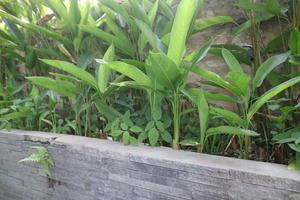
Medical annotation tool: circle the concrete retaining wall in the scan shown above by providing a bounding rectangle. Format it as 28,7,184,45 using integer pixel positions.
0,130,300,200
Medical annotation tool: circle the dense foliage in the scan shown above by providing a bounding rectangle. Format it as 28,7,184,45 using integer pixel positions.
0,0,299,169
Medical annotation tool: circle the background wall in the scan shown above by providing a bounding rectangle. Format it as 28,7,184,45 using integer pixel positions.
1,130,300,200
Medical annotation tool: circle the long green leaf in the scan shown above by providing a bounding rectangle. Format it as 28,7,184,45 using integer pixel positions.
105,61,152,87
190,64,241,96
193,16,234,34
206,126,259,138
253,51,291,88
94,100,121,121
0,9,72,46
41,59,98,89
98,45,115,93
185,39,212,64
147,52,183,90
210,107,247,127
79,25,134,57
182,88,208,148
27,76,77,99
222,48,244,73
167,0,202,66
247,77,300,121
135,18,166,53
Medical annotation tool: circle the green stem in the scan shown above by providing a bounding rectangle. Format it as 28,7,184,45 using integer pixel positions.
172,90,181,149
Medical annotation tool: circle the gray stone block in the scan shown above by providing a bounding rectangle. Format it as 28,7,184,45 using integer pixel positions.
0,130,300,200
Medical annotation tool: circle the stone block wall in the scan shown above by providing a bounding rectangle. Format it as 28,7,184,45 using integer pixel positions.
0,130,300,200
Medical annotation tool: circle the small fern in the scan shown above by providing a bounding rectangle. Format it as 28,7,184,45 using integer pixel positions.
19,146,55,177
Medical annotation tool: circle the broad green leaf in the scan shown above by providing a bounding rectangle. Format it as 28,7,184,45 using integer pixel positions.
123,131,130,145
45,0,72,29
209,44,251,65
129,0,150,25
190,64,241,96
98,45,115,93
27,77,77,99
135,18,166,52
1,110,30,121
130,136,139,146
206,126,259,138
74,2,90,51
210,107,247,127
130,126,143,133
168,0,203,66
264,31,290,53
182,89,209,144
247,77,300,121
232,13,274,36
161,131,172,143
111,81,153,91
193,16,234,33
41,59,98,89
289,30,300,55
106,61,152,87
227,71,251,98
94,100,121,121
138,131,148,143
289,144,300,153
148,0,159,25
222,48,244,73
4,19,26,46
238,0,281,15
148,128,159,146
79,25,134,57
253,51,291,88
0,9,72,46
203,91,235,103
185,39,212,64
147,52,183,90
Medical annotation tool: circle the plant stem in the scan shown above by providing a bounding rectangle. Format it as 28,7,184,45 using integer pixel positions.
172,90,181,149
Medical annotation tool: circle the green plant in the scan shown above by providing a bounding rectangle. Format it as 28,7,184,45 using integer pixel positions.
19,146,55,178
105,0,204,149
189,48,300,157
273,126,300,170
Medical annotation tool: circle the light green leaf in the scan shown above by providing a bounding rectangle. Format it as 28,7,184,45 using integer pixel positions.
180,138,199,146
147,52,183,90
41,59,98,89
161,131,172,143
105,61,152,87
79,25,134,57
168,0,203,66
210,107,247,127
148,128,159,146
206,126,259,138
135,18,166,52
193,16,234,33
98,45,115,93
185,39,212,64
123,131,130,145
26,76,77,99
222,48,244,73
247,77,300,121
253,51,291,88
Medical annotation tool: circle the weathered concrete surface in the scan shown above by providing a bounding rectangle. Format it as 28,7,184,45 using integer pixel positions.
0,130,300,200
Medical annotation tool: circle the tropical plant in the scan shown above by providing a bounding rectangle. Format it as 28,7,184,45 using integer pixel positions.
189,48,300,157
273,126,300,170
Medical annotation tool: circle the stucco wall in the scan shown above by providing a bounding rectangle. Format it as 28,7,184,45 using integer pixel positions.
0,130,300,200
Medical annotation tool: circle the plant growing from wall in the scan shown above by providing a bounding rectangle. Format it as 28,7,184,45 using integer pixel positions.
19,146,55,178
